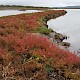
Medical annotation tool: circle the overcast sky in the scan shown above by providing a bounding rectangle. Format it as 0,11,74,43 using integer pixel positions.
0,0,80,7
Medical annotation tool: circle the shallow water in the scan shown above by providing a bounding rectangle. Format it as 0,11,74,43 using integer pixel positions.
48,9,80,53
0,10,41,17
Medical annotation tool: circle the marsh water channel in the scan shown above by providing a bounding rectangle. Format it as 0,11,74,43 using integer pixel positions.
48,9,80,53
0,10,41,17
0,9,80,53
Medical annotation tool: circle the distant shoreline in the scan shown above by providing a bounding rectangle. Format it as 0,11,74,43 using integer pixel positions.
0,5,80,10
0,5,49,10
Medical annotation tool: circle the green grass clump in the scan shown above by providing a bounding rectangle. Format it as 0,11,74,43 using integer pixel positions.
36,26,52,35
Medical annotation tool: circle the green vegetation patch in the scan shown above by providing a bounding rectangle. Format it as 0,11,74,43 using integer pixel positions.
36,26,52,35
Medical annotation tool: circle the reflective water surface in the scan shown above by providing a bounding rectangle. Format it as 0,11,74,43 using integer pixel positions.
0,10,41,17
48,9,80,52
